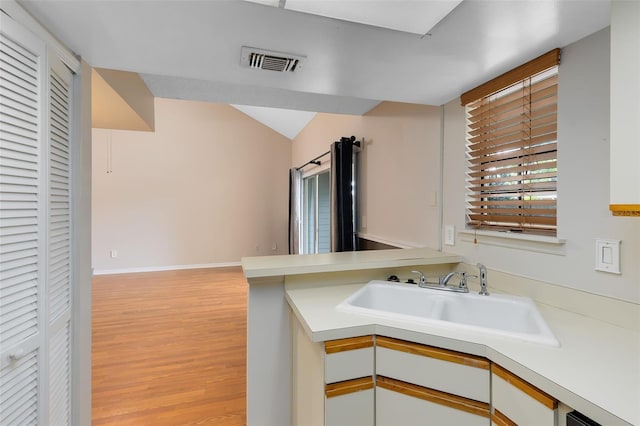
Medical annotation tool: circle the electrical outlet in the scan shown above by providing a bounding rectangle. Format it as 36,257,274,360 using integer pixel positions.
110,249,118,258
271,242,277,251
444,225,455,246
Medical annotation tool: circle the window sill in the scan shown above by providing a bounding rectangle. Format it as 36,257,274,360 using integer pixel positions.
457,229,566,256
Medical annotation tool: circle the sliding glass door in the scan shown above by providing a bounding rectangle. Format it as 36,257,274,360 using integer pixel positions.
302,171,330,254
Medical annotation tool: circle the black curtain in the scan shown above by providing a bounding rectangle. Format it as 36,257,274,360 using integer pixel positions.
331,136,358,252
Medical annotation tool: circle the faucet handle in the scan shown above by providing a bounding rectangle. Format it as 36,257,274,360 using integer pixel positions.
458,272,478,289
411,270,426,286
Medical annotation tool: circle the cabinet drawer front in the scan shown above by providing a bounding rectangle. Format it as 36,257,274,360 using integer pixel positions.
376,345,490,403
376,385,489,426
325,377,374,399
325,347,374,383
376,336,490,369
325,387,374,426
492,365,557,426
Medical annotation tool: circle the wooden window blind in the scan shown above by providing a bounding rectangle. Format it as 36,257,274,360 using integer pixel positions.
461,49,560,236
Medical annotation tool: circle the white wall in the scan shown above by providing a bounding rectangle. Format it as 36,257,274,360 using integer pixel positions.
292,102,442,249
92,98,291,271
443,28,640,303
361,103,442,248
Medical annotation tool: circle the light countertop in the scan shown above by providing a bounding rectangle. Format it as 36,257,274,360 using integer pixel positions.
286,282,640,426
241,247,462,279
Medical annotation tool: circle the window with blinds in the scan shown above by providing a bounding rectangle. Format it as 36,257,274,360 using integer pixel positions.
461,49,560,236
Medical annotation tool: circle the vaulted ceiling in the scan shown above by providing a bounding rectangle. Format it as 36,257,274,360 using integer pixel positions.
17,0,610,138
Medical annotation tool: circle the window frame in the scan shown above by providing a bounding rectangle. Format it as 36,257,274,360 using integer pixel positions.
301,167,331,254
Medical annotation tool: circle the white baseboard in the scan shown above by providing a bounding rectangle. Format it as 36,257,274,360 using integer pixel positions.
92,261,242,276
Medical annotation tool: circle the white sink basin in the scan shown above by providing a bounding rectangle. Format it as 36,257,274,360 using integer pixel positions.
339,281,444,321
336,281,559,347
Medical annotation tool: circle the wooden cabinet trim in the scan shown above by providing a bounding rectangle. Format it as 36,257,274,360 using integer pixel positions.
377,376,490,418
492,408,517,426
376,336,490,370
492,364,557,410
325,376,374,398
325,335,374,354
609,204,640,216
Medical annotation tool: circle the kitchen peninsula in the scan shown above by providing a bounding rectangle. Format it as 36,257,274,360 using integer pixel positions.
242,248,639,426
242,248,462,426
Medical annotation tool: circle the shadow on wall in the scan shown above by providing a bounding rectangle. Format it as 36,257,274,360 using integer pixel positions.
358,238,400,251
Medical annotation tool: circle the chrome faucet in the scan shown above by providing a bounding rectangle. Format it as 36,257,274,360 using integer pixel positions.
439,272,459,287
477,263,489,296
409,270,471,293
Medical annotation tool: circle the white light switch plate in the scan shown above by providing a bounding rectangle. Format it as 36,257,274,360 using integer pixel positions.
595,239,621,274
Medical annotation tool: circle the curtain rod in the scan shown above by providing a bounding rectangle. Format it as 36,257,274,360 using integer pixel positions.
295,137,362,170
296,150,330,170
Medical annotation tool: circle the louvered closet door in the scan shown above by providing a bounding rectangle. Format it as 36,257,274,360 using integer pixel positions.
47,56,73,426
0,12,47,426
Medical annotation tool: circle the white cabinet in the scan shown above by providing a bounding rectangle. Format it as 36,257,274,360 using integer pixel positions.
292,325,568,426
376,336,490,425
376,336,490,403
491,364,558,426
291,314,374,426
609,0,640,216
377,378,489,426
325,377,374,426
324,336,375,426
325,336,374,383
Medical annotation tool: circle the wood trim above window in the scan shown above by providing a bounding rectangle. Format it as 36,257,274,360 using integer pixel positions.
460,49,561,106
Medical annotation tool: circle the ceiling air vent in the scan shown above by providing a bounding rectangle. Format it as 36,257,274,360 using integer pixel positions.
240,46,305,73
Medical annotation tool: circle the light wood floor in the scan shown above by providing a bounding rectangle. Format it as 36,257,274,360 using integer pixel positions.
92,267,247,425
